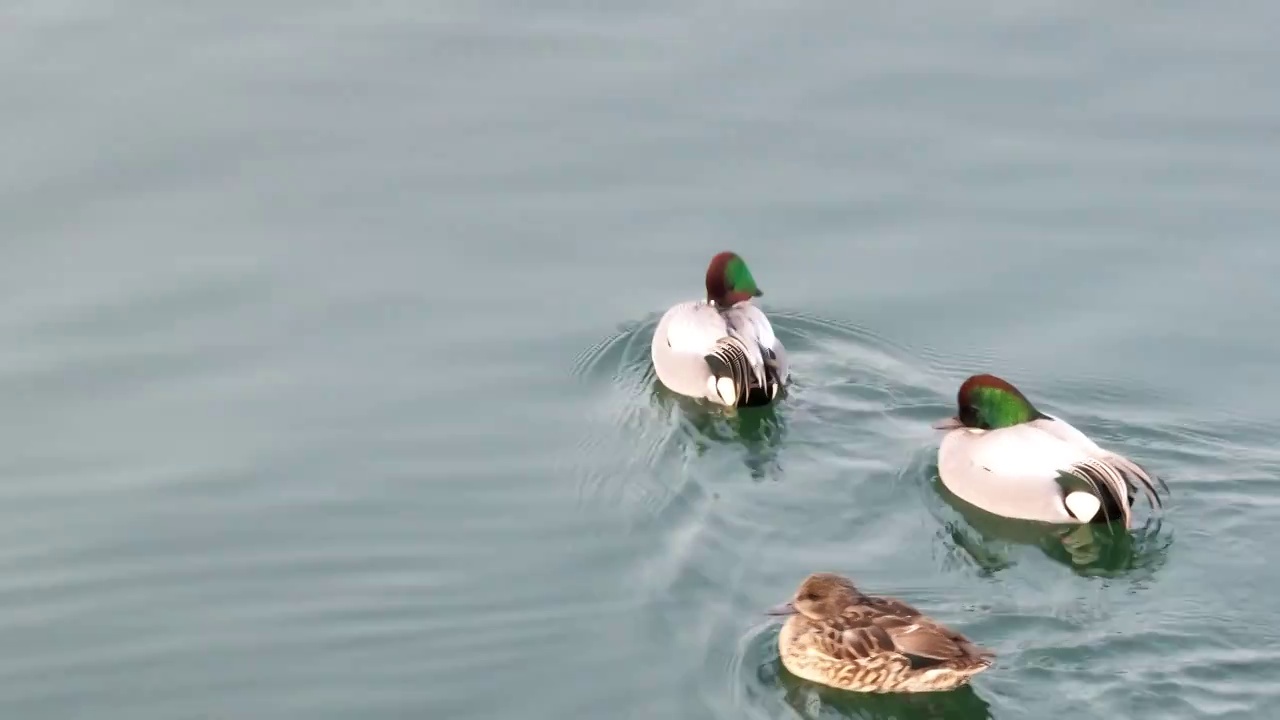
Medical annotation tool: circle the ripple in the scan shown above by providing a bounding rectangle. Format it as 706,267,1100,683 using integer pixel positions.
768,309,944,397
569,306,1008,716
985,617,1280,719
567,301,1273,720
569,314,660,383
566,306,962,530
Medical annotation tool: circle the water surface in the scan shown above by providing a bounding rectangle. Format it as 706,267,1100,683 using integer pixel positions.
2,3,1278,718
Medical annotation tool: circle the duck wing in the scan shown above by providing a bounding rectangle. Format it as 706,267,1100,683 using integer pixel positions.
805,610,900,664
1031,415,1166,510
965,424,1134,526
720,305,768,379
813,600,989,670
723,302,787,387
861,597,991,668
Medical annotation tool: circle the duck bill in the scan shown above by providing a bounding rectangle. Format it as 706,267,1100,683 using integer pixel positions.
765,601,797,616
931,416,963,430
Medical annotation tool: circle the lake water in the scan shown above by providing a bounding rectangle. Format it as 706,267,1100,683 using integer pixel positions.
3,3,1278,718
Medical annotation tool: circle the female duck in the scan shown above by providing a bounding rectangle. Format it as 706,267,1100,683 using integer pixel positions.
933,374,1166,527
651,251,789,407
768,572,993,693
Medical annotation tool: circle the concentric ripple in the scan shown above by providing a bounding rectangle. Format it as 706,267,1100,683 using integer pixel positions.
565,295,1280,720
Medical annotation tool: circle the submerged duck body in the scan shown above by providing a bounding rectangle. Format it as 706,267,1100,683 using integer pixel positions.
933,374,1166,527
769,573,993,693
651,251,789,407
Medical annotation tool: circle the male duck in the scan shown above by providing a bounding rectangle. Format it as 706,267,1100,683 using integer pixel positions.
650,251,789,407
768,572,993,693
933,373,1166,527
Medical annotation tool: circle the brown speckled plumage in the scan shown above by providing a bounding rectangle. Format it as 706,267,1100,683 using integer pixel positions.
771,573,993,693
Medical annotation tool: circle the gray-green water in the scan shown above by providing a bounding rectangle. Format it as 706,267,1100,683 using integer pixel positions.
3,3,1278,718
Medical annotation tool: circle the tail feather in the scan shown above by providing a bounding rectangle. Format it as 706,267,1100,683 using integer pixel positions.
1059,458,1132,527
1103,451,1167,509
705,337,772,407
959,638,995,665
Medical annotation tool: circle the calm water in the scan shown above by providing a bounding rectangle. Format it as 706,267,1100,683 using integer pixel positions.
3,3,1278,718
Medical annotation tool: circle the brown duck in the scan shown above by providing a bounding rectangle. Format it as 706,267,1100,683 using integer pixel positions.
767,572,993,693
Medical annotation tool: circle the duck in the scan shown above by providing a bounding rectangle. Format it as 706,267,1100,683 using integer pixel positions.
650,251,789,408
767,572,993,693
932,373,1166,527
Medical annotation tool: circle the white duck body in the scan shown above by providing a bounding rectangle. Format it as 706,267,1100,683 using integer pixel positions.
937,414,1160,527
651,299,789,407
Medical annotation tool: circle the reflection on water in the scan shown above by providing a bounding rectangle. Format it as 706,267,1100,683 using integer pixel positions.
927,466,1173,579
776,673,995,720
652,382,789,481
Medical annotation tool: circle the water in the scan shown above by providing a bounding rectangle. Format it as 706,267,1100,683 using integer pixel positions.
2,2,1278,718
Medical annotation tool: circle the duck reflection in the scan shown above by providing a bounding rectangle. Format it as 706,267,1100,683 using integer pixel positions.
930,473,1171,578
764,656,994,720
650,380,789,480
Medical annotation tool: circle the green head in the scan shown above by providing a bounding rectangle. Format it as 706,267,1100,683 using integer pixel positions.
705,251,763,306
934,374,1045,430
